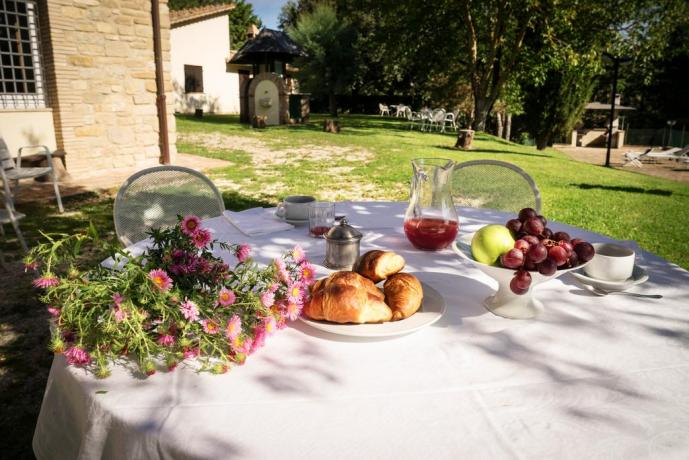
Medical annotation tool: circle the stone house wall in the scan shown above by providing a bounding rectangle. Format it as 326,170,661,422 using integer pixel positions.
38,0,176,176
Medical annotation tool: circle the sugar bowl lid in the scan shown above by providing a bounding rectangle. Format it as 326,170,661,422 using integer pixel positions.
325,217,362,242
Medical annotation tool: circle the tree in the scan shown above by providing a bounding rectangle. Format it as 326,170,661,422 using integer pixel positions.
288,4,356,117
228,0,263,49
458,0,536,131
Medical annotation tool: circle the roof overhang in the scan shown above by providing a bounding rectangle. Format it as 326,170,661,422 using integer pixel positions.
170,4,235,29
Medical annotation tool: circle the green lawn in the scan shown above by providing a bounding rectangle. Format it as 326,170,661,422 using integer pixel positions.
176,113,689,270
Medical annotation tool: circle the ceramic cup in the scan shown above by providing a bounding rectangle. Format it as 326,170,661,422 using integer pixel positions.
584,243,635,281
276,195,316,221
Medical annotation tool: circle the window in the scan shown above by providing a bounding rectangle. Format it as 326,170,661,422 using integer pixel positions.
184,65,203,93
0,0,46,109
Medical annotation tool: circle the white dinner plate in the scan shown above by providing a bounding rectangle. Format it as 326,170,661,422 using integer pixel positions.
570,264,649,292
299,281,446,338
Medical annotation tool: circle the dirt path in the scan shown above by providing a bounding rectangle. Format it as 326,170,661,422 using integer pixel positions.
553,144,689,183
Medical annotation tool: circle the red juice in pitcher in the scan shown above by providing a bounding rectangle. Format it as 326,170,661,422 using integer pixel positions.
404,217,459,250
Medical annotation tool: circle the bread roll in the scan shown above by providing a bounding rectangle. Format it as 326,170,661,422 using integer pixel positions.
356,250,406,283
384,273,423,321
303,271,392,324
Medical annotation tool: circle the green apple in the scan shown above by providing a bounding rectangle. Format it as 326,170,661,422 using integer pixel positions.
471,224,515,266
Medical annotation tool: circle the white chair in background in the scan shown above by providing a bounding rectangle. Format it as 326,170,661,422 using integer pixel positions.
378,103,390,116
0,137,64,213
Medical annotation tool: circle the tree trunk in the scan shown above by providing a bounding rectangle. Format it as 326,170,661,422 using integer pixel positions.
536,135,549,150
496,112,504,138
504,113,512,141
328,92,338,118
472,95,491,131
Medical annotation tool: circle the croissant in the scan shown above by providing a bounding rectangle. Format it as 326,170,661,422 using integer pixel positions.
384,273,423,320
356,250,406,283
303,271,392,324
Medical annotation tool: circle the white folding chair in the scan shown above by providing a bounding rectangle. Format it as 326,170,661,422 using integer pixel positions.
452,160,541,214
113,165,225,247
0,167,28,251
0,137,63,213
378,103,390,116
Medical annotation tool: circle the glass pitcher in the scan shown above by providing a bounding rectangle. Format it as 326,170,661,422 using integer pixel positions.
404,158,459,250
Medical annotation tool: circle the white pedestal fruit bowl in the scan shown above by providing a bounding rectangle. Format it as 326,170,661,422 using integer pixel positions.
453,233,590,319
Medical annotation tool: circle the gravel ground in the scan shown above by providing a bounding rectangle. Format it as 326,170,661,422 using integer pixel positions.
553,144,689,183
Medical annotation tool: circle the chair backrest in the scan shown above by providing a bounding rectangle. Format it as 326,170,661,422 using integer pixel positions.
0,138,16,171
113,165,225,246
432,109,446,122
379,103,387,110
452,160,541,214
404,107,413,119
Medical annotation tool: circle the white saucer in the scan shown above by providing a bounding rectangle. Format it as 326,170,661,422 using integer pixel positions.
274,211,309,226
570,264,649,292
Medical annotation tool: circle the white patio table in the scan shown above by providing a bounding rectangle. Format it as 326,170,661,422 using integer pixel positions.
33,201,689,460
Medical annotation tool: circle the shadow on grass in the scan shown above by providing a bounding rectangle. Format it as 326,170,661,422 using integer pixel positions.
434,145,553,158
223,191,273,211
571,183,674,196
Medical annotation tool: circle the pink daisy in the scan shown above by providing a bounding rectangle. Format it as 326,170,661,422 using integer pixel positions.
263,316,277,336
285,301,302,321
260,291,275,308
183,347,200,359
24,260,39,272
291,245,306,263
201,319,220,334
113,307,127,323
268,283,279,294
273,258,290,283
179,299,199,321
157,334,175,347
299,262,316,285
64,346,91,366
112,293,124,307
277,317,287,329
33,275,60,289
251,326,266,352
149,269,173,292
287,282,304,305
236,244,251,263
181,215,202,236
225,314,242,340
191,228,212,249
217,287,236,306
235,336,253,354
47,306,60,318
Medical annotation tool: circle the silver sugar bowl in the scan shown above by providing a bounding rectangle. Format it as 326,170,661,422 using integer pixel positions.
324,217,362,270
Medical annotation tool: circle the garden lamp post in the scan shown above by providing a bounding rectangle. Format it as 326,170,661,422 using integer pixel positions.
667,120,676,147
602,52,632,167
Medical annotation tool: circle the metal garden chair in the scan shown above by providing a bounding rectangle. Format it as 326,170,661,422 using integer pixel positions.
113,165,225,246
379,103,390,116
452,160,541,214
426,109,446,132
0,137,64,213
0,167,28,251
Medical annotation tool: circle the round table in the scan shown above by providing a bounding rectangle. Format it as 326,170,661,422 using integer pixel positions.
33,202,689,459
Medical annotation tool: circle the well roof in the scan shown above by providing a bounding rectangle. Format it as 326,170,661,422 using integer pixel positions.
228,28,306,64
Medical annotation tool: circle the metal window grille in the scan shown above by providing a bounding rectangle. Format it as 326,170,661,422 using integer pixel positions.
0,0,46,109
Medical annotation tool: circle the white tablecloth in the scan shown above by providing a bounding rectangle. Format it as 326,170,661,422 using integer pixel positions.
33,202,689,459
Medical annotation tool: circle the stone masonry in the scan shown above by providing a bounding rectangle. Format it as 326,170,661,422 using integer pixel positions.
39,0,177,176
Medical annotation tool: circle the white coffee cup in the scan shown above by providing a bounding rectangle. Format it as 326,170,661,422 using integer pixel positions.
584,243,635,281
276,195,316,221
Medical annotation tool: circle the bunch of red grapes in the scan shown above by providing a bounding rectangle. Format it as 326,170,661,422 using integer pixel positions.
500,207,595,295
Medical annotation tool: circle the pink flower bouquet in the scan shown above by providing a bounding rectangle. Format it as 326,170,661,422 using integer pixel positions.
25,215,314,378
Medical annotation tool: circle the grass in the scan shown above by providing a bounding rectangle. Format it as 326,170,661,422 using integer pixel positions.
176,113,689,270
1,113,688,457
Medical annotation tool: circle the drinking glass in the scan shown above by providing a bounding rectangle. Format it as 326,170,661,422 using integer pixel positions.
309,202,335,237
